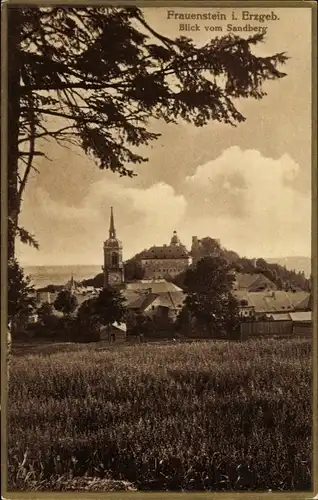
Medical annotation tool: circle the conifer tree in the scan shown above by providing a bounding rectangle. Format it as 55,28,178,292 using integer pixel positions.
53,290,78,317
8,258,36,331
7,6,288,261
5,6,288,357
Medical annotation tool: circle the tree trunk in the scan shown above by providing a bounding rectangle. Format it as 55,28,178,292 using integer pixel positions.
7,327,12,384
7,9,22,383
8,8,22,262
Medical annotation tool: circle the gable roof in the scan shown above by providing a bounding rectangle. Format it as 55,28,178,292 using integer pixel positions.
233,290,297,313
125,280,183,294
265,311,312,322
126,290,186,313
234,273,276,290
291,291,312,310
122,289,141,306
141,245,189,260
266,312,291,321
126,293,158,311
149,291,186,310
234,273,260,289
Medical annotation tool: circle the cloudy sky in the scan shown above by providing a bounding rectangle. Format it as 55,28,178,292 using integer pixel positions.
17,6,312,266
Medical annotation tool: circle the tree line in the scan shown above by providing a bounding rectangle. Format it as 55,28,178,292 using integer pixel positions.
11,255,242,341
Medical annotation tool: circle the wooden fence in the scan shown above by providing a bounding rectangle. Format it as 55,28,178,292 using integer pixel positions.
292,322,312,335
240,320,293,337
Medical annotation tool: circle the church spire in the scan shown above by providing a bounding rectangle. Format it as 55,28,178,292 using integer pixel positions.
109,206,116,239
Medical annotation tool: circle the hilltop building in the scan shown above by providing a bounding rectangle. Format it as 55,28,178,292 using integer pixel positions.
140,231,191,279
191,236,221,265
102,207,125,287
102,213,222,281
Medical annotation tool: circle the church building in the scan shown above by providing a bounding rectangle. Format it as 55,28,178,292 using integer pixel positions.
140,231,191,280
103,207,125,287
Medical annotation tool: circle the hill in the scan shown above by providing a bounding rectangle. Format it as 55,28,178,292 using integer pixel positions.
266,256,311,278
172,238,311,292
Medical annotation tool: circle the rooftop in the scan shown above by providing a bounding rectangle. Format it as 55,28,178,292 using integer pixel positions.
126,290,185,312
125,279,183,294
234,273,276,290
267,311,312,322
140,230,190,260
233,290,311,313
141,245,189,260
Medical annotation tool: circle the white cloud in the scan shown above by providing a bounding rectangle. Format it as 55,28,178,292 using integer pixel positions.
34,187,98,221
17,147,311,266
182,146,311,258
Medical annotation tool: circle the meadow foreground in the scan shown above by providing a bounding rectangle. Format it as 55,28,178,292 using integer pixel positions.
8,338,312,491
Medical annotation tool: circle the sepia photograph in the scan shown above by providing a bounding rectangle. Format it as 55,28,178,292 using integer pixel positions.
2,1,316,495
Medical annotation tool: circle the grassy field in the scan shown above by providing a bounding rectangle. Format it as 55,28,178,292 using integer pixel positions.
8,337,312,492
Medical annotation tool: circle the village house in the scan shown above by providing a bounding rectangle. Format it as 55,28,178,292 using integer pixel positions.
288,311,312,335
100,322,127,343
235,298,255,319
237,289,312,337
233,272,277,292
125,289,185,321
234,289,311,319
122,279,185,336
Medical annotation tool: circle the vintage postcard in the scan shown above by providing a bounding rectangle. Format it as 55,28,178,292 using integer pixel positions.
1,1,317,498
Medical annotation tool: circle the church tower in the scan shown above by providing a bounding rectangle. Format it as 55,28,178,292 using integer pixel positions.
103,207,124,288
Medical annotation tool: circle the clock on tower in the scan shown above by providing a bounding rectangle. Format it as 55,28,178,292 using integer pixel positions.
108,272,122,285
102,207,124,288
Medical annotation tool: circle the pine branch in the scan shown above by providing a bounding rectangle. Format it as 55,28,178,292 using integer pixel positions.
133,10,179,51
16,226,39,249
18,125,76,144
